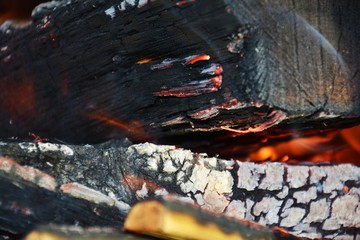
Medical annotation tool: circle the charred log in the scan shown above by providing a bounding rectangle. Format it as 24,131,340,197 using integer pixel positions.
0,0,359,151
0,141,359,239
0,167,126,238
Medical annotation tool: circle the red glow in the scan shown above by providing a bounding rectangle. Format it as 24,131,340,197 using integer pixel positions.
211,76,222,88
30,133,48,143
86,110,149,142
176,0,196,7
214,64,223,75
341,125,360,153
0,77,36,122
49,32,58,48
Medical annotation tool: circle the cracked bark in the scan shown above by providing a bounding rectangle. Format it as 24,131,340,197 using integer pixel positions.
0,141,359,239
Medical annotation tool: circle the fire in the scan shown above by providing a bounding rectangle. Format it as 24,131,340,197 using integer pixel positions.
1,1,359,165
246,126,360,165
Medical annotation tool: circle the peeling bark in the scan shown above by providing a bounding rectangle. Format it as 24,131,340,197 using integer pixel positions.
0,141,359,239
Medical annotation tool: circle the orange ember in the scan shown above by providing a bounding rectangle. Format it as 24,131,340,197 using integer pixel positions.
185,54,211,65
136,58,153,64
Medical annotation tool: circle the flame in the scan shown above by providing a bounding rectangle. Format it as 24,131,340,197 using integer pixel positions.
247,126,360,165
341,125,360,153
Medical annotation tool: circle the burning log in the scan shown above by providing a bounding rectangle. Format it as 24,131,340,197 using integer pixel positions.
0,0,359,152
0,141,359,239
0,0,360,239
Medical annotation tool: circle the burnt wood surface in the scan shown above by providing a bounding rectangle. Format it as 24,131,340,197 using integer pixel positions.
0,0,359,148
0,141,359,239
0,170,126,239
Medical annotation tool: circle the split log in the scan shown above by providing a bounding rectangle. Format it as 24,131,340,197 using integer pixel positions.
0,0,360,151
0,141,359,239
124,197,300,240
25,226,154,240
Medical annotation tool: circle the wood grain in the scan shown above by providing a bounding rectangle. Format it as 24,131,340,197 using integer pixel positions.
0,0,359,147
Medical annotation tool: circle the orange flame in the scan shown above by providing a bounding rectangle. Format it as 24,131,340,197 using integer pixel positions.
247,126,360,165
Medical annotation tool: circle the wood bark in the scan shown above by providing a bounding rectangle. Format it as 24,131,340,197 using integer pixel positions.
0,0,359,150
0,140,359,239
0,161,126,239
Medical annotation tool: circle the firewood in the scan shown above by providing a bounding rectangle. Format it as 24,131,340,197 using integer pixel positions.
0,0,359,149
0,1,359,239
0,140,359,239
25,226,153,240
0,166,125,239
124,197,301,240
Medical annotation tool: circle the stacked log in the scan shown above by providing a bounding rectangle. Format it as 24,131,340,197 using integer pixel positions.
0,141,358,239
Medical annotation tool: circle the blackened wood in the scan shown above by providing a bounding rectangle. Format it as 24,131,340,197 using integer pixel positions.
0,169,125,238
1,141,359,239
0,0,359,146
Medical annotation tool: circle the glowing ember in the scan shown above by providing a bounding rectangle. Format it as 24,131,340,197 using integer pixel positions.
185,54,210,65
176,0,196,8
136,58,152,64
